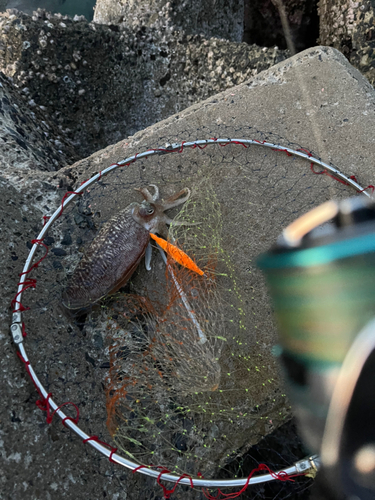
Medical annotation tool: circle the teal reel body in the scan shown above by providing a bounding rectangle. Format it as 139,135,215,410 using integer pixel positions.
258,196,375,499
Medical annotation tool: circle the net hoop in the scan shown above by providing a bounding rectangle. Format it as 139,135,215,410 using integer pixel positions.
11,137,366,488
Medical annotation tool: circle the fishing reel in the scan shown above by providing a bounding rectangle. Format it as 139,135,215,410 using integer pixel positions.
258,195,375,500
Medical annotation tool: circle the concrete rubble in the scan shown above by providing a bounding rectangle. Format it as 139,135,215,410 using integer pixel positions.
0,9,288,159
0,1,375,499
1,41,375,498
319,0,375,85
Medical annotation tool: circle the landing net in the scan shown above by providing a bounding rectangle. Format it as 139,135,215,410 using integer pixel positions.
11,130,371,498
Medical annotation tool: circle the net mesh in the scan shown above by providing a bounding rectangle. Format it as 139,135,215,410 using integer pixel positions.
16,125,362,497
105,176,250,474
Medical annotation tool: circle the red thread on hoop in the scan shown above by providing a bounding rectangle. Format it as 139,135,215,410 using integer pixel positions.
17,358,53,424
21,322,27,337
11,278,37,312
310,163,326,176
58,191,82,218
12,239,48,311
272,147,293,157
191,142,209,150
35,392,53,421
310,163,358,185
133,463,304,499
199,464,300,500
359,184,375,194
310,164,374,193
36,393,80,425
17,353,52,420
152,142,187,154
156,468,194,499
42,215,50,226
218,140,248,149
297,147,313,157
124,153,140,167
83,436,118,463
133,465,194,499
17,351,40,393
48,402,80,426
133,464,154,473
19,239,49,277
62,415,79,427
16,352,80,425
231,140,248,148
35,394,79,425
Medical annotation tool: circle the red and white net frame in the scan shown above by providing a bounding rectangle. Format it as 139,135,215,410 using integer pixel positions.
11,138,373,497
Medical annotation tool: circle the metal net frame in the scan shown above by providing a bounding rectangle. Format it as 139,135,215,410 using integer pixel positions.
10,137,372,495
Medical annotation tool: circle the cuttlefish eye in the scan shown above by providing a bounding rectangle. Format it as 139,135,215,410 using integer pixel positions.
138,204,155,217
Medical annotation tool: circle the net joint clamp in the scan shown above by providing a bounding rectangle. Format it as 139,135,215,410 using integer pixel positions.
10,312,23,345
295,454,321,475
157,143,182,154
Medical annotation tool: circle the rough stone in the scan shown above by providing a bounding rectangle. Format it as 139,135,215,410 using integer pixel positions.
94,0,320,53
94,0,245,43
0,69,76,183
319,0,375,85
0,65,77,228
0,9,288,159
2,45,373,499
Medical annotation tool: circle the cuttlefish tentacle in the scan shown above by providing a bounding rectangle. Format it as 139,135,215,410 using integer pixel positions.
135,186,190,210
161,188,191,210
149,184,159,201
141,187,194,262
134,184,159,203
164,217,198,227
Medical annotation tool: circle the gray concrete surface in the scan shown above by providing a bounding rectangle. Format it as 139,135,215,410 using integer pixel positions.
0,10,288,159
2,45,375,499
0,71,76,179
